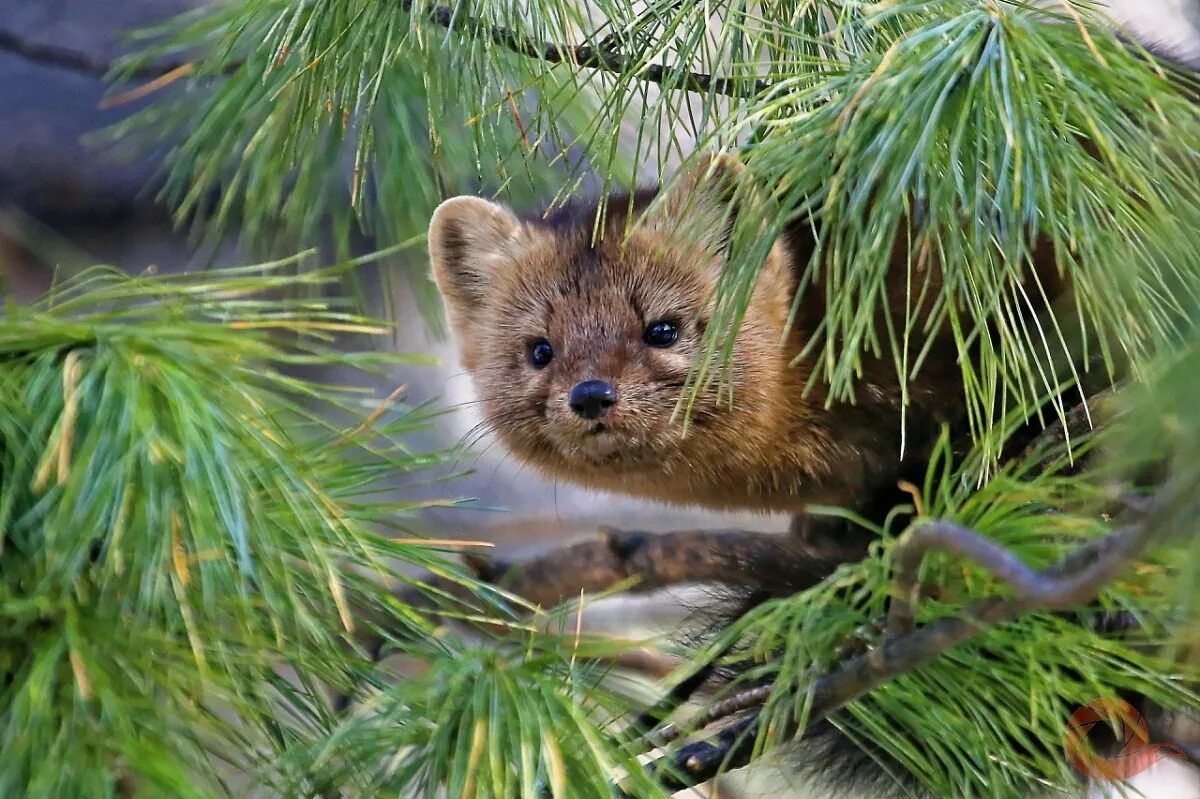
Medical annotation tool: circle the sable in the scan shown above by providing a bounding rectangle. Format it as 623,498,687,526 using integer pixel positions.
427,154,988,544
423,152,1092,795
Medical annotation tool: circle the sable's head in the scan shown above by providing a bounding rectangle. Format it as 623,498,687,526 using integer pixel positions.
427,155,797,484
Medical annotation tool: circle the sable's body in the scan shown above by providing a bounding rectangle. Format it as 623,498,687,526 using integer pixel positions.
428,157,974,535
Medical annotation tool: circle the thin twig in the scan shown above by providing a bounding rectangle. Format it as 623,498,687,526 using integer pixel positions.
651,615,888,745
416,1,769,98
654,685,770,745
889,492,1159,636
887,520,1064,635
887,386,1126,635
0,27,183,79
0,3,770,100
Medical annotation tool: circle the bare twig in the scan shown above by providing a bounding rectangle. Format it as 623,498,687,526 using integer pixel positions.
0,3,770,99
653,685,771,745
885,386,1130,636
888,492,1160,635
652,490,1182,791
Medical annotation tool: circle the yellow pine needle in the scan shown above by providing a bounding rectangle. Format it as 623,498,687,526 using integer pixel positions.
328,567,354,633
171,513,190,588
172,574,207,672
542,734,567,799
32,351,83,492
389,538,494,548
99,62,196,110
462,719,488,799
57,351,82,485
31,448,54,494
570,590,585,673
69,649,93,701
1057,0,1108,68
897,480,925,517
338,384,408,443
227,320,391,334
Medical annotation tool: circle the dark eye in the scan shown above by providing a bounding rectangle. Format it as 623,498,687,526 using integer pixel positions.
528,339,554,368
643,320,679,348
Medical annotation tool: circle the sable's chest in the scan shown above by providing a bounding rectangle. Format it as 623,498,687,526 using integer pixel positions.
574,460,851,515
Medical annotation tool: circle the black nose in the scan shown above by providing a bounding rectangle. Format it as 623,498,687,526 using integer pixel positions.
568,380,618,420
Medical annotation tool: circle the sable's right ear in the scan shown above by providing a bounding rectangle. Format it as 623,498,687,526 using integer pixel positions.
428,196,523,329
641,152,750,255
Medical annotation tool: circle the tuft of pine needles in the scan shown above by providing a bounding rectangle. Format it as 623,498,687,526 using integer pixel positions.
701,1,1200,467
299,634,674,798
0,260,594,796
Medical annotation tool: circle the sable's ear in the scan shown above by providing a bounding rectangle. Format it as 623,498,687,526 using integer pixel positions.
428,196,523,332
642,152,748,252
647,153,794,296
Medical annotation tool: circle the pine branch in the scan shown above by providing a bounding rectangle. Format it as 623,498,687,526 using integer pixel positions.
0,2,768,98
650,487,1184,791
412,1,769,98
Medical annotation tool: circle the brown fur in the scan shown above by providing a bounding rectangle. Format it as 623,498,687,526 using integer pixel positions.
428,155,1054,530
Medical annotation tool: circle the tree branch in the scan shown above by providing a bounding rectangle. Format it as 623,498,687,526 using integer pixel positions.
651,489,1182,791
459,526,826,608
415,2,769,98
0,4,769,99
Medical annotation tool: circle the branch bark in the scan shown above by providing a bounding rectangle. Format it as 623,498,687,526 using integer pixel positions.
0,27,173,80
